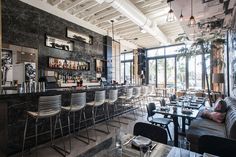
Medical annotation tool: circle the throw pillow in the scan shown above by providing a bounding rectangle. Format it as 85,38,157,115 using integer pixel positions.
201,110,226,123
214,98,227,113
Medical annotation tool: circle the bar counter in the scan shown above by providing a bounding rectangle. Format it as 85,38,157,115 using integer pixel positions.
0,85,130,156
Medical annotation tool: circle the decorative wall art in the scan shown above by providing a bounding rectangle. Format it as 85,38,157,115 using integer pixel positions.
24,62,36,81
45,34,73,51
66,28,93,45
1,49,13,85
49,57,90,71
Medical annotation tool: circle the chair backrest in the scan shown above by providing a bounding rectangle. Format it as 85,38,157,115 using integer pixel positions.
94,90,106,106
71,92,86,109
199,135,236,157
160,98,166,106
169,94,176,101
133,122,167,144
146,103,156,117
133,87,141,98
126,88,133,99
38,95,61,116
141,86,148,96
108,89,118,103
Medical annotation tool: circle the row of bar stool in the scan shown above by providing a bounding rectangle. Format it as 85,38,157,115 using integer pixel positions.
21,89,122,157
21,86,149,156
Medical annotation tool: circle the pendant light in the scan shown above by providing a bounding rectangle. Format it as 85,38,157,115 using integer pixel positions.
166,0,175,22
179,10,183,22
188,0,196,27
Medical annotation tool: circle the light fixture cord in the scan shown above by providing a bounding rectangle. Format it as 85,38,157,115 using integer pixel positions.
191,0,193,16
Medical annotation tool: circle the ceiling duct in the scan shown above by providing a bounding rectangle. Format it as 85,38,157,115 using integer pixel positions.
96,0,169,44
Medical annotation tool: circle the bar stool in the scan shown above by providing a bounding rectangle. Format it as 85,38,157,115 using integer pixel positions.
87,90,109,139
132,86,143,116
105,89,121,127
22,95,68,157
62,92,89,152
118,87,136,120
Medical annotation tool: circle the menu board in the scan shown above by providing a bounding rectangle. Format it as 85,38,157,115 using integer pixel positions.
49,57,89,71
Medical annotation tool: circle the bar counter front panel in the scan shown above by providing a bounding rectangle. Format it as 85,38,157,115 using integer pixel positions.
0,86,130,156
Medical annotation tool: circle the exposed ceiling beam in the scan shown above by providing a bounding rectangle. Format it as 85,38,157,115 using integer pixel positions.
20,0,107,35
78,4,110,19
47,0,61,6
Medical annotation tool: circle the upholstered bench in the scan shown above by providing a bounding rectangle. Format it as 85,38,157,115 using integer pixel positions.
186,97,236,152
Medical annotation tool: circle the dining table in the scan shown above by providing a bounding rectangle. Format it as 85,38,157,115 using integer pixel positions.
87,134,202,157
153,106,200,147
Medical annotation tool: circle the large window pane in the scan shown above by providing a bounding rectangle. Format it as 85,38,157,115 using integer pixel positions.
157,59,165,88
205,54,211,89
188,55,202,89
177,57,186,90
148,60,156,85
120,63,124,83
147,48,164,57
166,58,175,89
165,45,185,56
124,62,131,84
125,53,133,60
120,54,125,61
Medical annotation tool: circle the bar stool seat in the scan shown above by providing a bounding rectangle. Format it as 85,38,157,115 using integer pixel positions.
61,105,85,112
27,110,60,118
22,95,68,157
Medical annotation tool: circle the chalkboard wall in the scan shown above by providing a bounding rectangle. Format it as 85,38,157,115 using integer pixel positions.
2,0,105,79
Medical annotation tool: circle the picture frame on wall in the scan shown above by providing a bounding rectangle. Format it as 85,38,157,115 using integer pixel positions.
48,57,90,71
1,49,13,85
45,34,74,51
66,28,93,45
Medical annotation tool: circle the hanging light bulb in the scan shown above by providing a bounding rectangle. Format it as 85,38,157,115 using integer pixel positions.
188,0,196,27
206,24,211,32
166,1,175,22
179,10,183,22
139,27,146,33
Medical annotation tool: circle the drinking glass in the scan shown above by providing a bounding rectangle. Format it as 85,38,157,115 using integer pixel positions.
139,145,150,157
115,129,122,150
179,139,190,157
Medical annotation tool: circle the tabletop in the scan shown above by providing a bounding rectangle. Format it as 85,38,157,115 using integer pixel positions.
153,106,200,119
92,134,201,157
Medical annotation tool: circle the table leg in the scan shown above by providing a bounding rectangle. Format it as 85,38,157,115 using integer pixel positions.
173,116,178,147
182,117,186,133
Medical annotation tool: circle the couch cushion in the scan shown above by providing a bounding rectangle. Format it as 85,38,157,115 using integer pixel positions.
187,117,226,144
224,97,236,139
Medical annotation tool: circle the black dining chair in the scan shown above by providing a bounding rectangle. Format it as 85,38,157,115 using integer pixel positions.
133,122,168,144
146,103,172,141
199,135,236,157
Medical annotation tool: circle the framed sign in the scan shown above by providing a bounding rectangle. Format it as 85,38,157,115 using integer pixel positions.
45,34,73,51
66,28,93,45
48,57,90,71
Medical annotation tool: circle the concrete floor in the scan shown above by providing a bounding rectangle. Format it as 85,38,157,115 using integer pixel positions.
13,97,191,157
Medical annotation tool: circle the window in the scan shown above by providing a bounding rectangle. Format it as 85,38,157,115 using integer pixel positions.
188,55,202,89
121,54,125,61
147,48,164,57
125,53,133,60
166,58,175,88
165,45,184,56
120,63,124,83
177,57,186,90
148,60,156,85
157,59,165,88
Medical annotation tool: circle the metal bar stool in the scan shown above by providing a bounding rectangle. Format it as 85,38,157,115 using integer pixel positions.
86,90,109,140
62,92,89,152
22,95,68,157
105,89,121,127
132,86,143,116
118,87,136,120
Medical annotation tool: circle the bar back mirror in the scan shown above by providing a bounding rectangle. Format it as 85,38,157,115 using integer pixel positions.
1,44,38,86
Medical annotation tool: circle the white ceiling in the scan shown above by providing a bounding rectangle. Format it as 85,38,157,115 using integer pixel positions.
20,0,235,50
